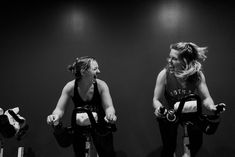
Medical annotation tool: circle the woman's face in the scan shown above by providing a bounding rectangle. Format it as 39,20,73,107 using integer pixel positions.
84,60,100,81
168,49,184,72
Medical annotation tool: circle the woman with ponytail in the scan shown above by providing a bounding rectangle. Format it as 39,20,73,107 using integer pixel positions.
47,56,117,157
153,42,217,157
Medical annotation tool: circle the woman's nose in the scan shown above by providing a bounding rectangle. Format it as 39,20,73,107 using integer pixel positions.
168,58,172,63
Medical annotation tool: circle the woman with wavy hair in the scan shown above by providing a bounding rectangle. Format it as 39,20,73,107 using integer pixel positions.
153,42,217,157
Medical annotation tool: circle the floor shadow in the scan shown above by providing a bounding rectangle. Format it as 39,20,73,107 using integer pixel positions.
146,146,162,157
116,150,128,157
211,146,235,157
146,145,213,157
24,147,36,157
196,146,212,157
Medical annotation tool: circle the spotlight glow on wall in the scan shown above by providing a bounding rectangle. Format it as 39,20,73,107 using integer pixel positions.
59,4,93,37
151,1,189,32
158,3,181,29
65,9,86,33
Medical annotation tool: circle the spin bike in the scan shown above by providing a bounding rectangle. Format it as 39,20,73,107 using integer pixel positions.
53,106,116,157
0,108,29,157
158,94,225,157
73,106,117,157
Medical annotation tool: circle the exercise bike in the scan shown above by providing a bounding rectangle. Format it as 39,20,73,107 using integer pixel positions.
0,107,29,157
73,106,116,157
53,105,116,157
158,94,225,157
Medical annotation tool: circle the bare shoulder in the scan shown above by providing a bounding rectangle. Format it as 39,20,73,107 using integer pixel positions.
96,79,109,92
157,68,167,81
63,80,75,95
198,71,206,82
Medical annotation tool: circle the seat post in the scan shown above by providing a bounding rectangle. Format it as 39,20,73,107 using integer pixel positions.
182,122,191,157
0,138,3,157
17,146,24,157
85,135,99,157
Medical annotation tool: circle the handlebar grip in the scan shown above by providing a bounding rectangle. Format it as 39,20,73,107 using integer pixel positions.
215,103,225,115
106,123,117,132
158,106,167,115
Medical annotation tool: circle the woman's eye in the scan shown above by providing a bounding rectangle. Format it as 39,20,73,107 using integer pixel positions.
167,57,178,62
172,57,178,61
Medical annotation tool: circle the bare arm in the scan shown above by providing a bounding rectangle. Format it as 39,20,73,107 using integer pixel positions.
198,72,216,111
97,79,117,123
153,69,166,117
47,81,73,125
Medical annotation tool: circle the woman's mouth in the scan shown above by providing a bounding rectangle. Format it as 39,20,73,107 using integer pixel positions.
168,64,174,69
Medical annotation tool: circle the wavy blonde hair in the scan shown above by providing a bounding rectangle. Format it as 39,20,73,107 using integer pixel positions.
170,42,207,78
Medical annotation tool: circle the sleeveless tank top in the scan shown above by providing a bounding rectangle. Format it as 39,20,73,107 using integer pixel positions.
71,79,105,124
164,69,199,109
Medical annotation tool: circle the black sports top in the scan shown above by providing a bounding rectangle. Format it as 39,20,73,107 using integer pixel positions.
72,79,101,108
164,69,199,109
71,79,105,124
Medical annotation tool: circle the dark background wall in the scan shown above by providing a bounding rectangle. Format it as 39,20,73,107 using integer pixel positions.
0,0,234,156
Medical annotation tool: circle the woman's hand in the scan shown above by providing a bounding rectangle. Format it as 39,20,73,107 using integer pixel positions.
47,114,60,126
104,113,117,124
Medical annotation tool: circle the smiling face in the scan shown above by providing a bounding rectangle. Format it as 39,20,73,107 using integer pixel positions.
168,49,184,73
83,60,100,81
